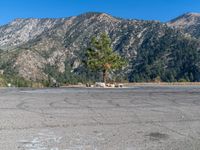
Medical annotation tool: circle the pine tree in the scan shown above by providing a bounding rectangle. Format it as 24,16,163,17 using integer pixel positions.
86,33,127,83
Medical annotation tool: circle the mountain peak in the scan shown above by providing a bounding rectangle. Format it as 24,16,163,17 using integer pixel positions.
168,12,200,29
77,12,114,19
75,12,120,23
184,12,200,17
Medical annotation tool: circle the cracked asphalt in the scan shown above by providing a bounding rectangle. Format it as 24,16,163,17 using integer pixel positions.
0,86,200,150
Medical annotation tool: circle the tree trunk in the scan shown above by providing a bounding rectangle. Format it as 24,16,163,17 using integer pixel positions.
103,69,107,83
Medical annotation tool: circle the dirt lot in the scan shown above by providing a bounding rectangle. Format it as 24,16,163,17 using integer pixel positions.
0,86,200,150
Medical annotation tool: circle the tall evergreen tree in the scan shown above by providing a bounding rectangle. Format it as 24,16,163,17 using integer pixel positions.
86,33,127,83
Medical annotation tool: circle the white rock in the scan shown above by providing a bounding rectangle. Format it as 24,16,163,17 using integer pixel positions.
95,82,106,88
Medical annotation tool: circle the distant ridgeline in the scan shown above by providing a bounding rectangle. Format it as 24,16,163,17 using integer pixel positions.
0,12,200,87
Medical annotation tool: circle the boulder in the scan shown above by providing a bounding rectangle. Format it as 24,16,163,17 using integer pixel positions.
95,82,106,88
106,83,115,88
115,84,124,88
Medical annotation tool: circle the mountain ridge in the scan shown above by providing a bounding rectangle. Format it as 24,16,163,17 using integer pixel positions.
0,12,200,85
168,12,200,38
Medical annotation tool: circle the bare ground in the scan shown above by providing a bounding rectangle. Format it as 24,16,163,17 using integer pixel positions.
0,86,200,150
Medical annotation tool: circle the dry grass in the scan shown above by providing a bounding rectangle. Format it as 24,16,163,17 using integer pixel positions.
124,82,200,86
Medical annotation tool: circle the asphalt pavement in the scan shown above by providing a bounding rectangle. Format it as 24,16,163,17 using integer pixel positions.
0,86,200,150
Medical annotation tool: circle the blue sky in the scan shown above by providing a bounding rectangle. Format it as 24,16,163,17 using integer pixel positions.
0,0,199,25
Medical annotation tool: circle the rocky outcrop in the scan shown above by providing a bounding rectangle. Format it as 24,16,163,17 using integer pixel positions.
168,12,200,38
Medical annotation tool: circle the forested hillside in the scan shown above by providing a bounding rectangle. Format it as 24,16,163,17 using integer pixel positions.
0,12,200,86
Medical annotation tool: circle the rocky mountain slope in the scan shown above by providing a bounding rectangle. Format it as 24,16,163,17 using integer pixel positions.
0,12,200,84
168,12,200,38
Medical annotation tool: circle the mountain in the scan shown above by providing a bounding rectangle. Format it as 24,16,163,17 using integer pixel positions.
168,12,200,38
0,12,200,85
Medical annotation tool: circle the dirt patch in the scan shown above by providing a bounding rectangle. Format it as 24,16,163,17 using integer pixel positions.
147,132,169,141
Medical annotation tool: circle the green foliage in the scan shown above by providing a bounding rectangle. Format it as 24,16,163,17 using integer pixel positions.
43,61,89,86
0,75,7,87
86,33,127,82
7,76,32,87
0,74,34,87
129,29,200,82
